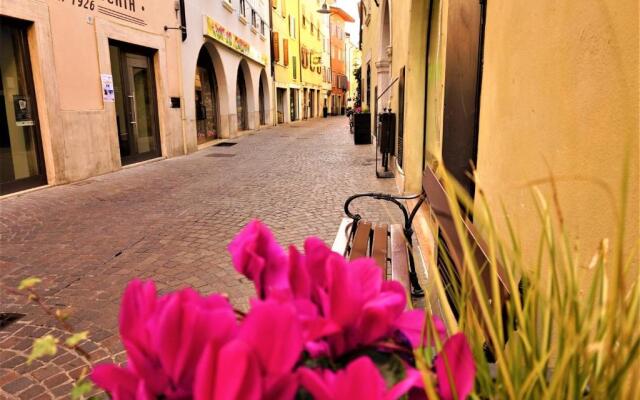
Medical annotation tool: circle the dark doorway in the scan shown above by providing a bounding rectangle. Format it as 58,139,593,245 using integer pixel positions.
277,88,286,123
236,67,248,131
195,47,219,144
0,17,46,195
289,89,297,121
109,41,161,165
440,0,487,198
310,89,315,118
258,75,266,125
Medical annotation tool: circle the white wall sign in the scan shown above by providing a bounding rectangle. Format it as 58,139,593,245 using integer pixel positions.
101,74,115,102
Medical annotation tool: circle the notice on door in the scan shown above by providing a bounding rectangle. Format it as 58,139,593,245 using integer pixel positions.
101,74,115,102
13,95,34,127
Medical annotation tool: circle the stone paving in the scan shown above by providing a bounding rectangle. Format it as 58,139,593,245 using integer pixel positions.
0,117,405,399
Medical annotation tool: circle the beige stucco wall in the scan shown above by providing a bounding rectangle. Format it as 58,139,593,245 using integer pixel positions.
1,0,184,185
475,0,639,272
360,0,429,194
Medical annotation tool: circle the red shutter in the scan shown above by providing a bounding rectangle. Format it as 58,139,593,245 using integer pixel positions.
283,39,289,66
272,32,279,63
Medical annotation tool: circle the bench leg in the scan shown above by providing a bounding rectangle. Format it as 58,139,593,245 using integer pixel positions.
408,252,425,298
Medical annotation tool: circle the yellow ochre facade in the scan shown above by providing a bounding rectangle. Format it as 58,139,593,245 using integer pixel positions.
360,0,638,290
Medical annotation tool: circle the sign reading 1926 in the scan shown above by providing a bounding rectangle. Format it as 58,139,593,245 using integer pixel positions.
57,0,96,10
56,0,146,26
57,0,140,13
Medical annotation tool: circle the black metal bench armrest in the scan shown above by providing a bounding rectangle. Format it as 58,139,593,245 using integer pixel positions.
342,191,427,297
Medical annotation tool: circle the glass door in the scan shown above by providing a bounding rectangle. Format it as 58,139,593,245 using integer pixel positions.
0,18,46,195
109,43,160,165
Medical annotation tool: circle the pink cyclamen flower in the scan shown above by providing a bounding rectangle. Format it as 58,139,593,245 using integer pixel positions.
299,356,423,400
434,333,476,400
228,220,289,299
91,280,238,398
228,220,426,358
194,300,304,400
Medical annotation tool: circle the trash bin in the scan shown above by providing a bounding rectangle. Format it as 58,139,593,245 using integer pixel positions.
353,113,372,145
323,107,328,118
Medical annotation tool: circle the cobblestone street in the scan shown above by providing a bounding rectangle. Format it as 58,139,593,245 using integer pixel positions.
0,117,403,399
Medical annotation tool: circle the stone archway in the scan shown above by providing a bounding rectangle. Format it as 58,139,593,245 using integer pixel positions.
194,46,220,144
236,59,256,132
198,41,231,139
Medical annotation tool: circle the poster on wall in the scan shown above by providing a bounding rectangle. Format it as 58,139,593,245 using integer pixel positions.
13,95,34,127
101,74,115,102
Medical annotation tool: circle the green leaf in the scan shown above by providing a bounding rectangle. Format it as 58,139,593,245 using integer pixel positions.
71,379,94,400
18,277,41,290
27,335,58,364
65,331,89,347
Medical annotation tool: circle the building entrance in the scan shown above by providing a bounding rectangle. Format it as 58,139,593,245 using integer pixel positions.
0,17,46,195
109,42,161,165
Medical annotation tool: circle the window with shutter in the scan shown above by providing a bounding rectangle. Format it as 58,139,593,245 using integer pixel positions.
272,32,279,63
283,39,289,66
293,56,297,79
289,16,296,38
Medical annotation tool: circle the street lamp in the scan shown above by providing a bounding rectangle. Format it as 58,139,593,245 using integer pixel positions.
317,1,330,14
317,1,332,116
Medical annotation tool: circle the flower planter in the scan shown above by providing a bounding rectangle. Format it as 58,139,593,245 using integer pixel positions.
353,112,372,145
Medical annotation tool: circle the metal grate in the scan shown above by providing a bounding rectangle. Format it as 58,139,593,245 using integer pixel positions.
0,313,25,329
206,153,236,158
213,142,237,147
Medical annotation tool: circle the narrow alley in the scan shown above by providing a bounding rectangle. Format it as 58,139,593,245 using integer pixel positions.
0,117,400,399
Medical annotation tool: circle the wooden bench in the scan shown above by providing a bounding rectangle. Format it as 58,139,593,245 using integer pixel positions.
333,166,513,357
332,192,427,303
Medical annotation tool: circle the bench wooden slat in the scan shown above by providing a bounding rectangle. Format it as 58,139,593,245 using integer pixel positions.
390,225,411,303
349,221,372,260
332,218,353,256
371,224,388,273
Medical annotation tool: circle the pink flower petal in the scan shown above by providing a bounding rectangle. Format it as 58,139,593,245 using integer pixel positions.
239,300,303,375
195,339,262,400
393,310,426,348
91,364,142,400
334,357,386,400
434,333,476,400
298,367,334,400
119,279,157,349
228,220,289,298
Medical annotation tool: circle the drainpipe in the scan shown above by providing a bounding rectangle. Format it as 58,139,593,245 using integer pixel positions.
297,0,303,118
268,0,276,125
421,0,433,171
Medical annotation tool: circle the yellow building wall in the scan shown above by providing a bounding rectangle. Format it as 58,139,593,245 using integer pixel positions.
272,0,300,86
360,0,429,193
299,0,324,89
475,0,639,274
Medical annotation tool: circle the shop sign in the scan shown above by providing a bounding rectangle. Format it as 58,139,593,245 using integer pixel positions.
203,16,266,65
101,74,115,102
13,95,34,127
53,0,147,27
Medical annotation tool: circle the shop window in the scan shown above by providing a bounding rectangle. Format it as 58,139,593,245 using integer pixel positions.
0,18,46,194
